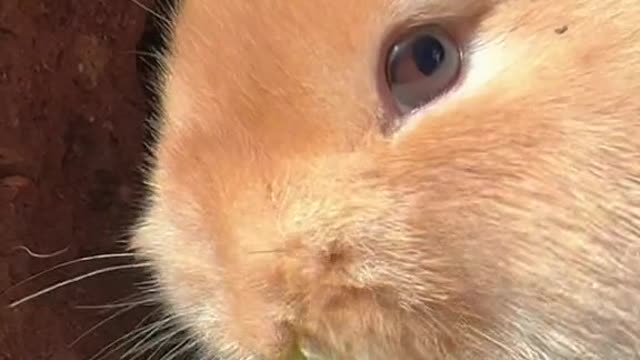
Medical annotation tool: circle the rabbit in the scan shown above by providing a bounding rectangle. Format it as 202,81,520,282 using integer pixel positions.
130,0,640,359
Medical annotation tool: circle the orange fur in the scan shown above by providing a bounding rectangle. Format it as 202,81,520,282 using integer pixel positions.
131,0,640,359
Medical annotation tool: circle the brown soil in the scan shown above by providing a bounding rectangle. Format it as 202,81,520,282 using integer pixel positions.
0,0,164,358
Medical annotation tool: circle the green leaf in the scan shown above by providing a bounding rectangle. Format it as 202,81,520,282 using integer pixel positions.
290,346,307,360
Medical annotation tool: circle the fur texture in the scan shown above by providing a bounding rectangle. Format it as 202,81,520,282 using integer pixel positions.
131,0,640,359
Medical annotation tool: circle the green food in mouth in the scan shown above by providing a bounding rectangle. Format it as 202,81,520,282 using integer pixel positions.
290,347,308,360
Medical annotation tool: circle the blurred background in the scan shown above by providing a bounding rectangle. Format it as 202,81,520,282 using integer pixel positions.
0,0,170,358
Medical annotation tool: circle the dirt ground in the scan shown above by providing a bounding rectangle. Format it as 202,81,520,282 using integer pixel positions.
0,0,166,358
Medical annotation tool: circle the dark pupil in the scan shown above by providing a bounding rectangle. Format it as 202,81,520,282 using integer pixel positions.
411,35,445,76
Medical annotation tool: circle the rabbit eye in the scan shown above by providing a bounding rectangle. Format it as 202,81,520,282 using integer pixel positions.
385,25,461,114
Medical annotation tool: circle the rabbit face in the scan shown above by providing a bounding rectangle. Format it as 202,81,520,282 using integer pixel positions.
131,1,640,359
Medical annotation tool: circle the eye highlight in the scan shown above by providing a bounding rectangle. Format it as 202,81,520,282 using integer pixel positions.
385,25,462,115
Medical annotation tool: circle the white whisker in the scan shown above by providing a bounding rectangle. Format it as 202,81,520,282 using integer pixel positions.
75,292,142,309
123,50,164,61
75,294,156,311
129,0,171,25
159,337,195,360
124,313,180,359
135,324,190,360
130,306,163,332
123,320,186,360
1,252,135,297
68,304,139,348
88,312,172,360
75,298,155,311
247,248,286,255
9,262,149,308
12,245,69,259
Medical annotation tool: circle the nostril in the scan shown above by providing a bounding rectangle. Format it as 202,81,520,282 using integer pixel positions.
327,249,345,266
320,242,351,270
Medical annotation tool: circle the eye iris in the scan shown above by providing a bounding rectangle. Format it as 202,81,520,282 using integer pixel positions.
411,35,445,76
383,26,461,115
